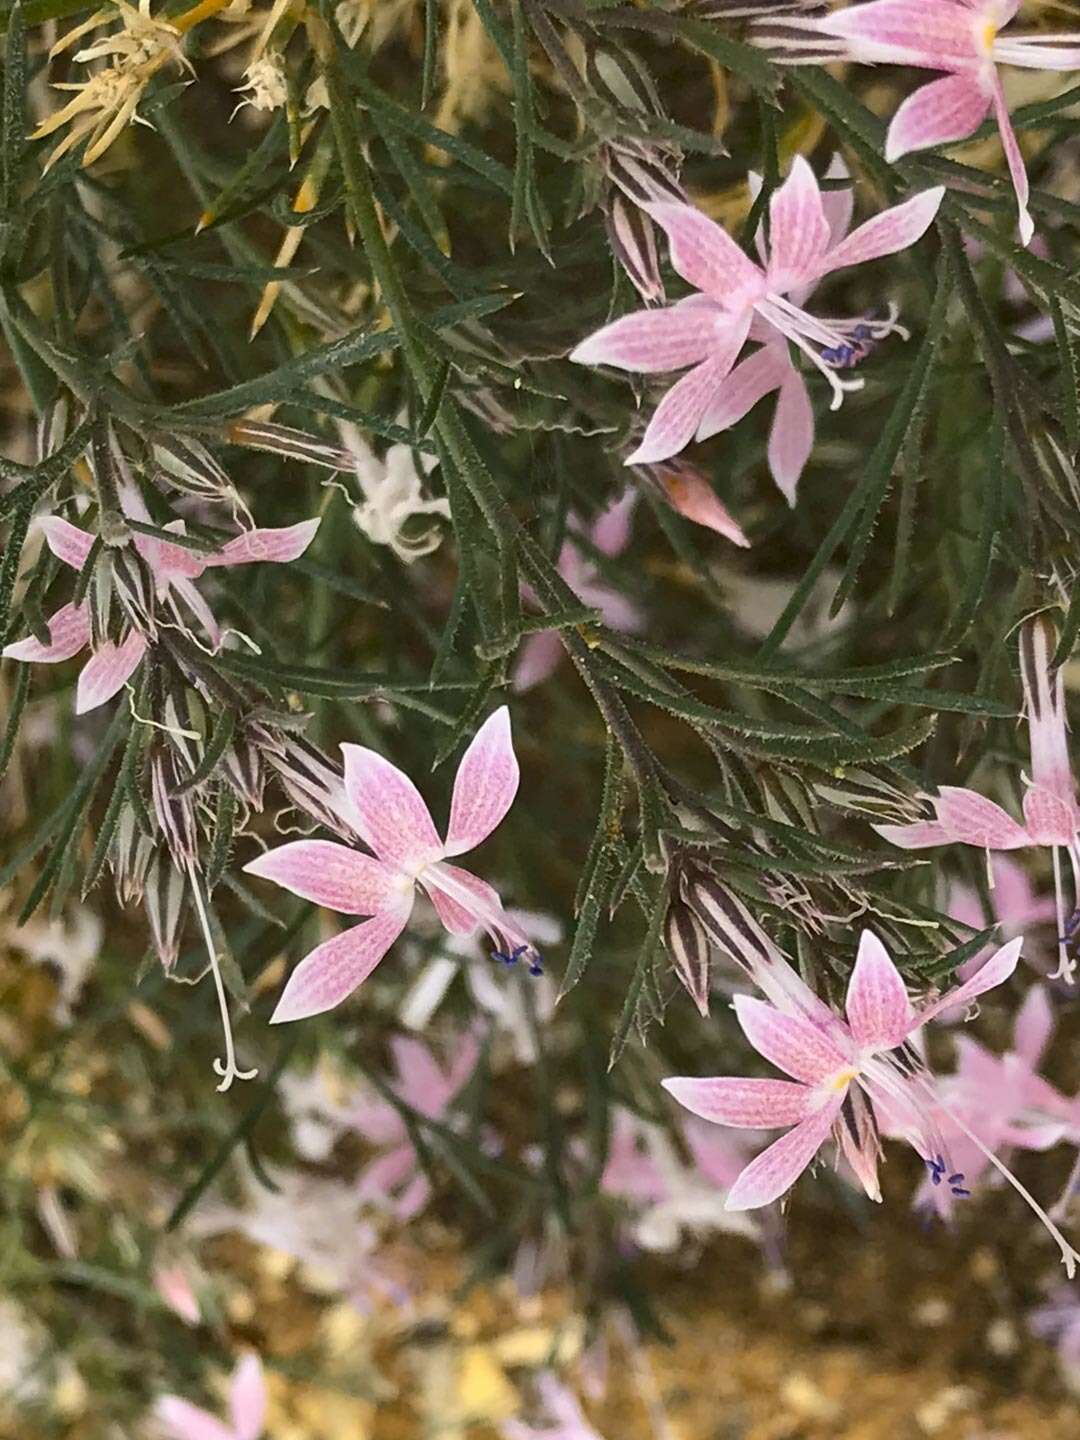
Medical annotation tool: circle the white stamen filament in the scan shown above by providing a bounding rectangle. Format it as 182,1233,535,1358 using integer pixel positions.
1049,845,1077,983
188,860,258,1093
1051,1145,1080,1222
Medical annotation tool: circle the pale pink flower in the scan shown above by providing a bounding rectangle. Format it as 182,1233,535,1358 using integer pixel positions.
944,854,1056,996
501,1373,605,1440
782,0,1080,246
155,1352,265,1440
695,155,863,506
570,156,943,469
348,1033,480,1221
243,707,535,1021
2,491,318,713
907,984,1069,1215
875,616,1080,982
514,493,641,691
664,930,1025,1211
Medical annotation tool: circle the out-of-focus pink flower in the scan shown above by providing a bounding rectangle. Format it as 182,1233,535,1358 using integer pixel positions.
944,854,1056,998
3,490,318,713
664,930,1026,1212
906,985,1069,1215
153,1261,201,1327
877,617,1080,982
571,157,942,468
244,708,538,1021
347,1033,480,1221
776,0,1080,245
501,1373,605,1440
514,494,641,691
155,1353,265,1440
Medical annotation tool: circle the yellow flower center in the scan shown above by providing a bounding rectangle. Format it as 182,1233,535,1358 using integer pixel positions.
829,1068,858,1091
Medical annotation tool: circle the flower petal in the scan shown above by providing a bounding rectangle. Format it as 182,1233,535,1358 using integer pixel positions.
204,517,320,567
1013,983,1054,1067
511,631,563,691
768,369,815,505
820,153,854,249
725,1095,843,1210
75,630,147,714
654,463,750,547
270,908,411,1023
39,515,95,571
153,1398,234,1440
444,706,520,856
872,819,950,848
2,601,90,663
935,786,1031,849
695,344,790,443
920,935,1023,1024
663,1075,816,1128
644,201,764,302
243,840,400,914
845,930,914,1049
341,743,443,870
765,155,831,292
818,186,945,278
1022,785,1077,846
569,302,727,374
991,77,1034,247
816,0,980,68
627,313,752,467
422,861,519,946
884,73,992,161
733,994,853,1083
230,1354,266,1440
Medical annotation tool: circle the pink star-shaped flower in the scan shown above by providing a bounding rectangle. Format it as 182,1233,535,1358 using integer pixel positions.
3,488,318,713
244,708,534,1022
570,156,942,472
797,0,1080,245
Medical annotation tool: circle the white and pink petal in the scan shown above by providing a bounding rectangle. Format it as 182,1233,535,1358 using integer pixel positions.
243,839,402,915
270,907,412,1023
341,743,443,870
444,706,520,857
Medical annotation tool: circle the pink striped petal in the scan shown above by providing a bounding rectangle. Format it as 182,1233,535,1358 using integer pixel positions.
885,73,992,162
270,908,411,1023
768,369,815,505
154,1398,234,1440
733,994,853,1083
2,601,90,663
230,1354,266,1440
845,930,914,1049
204,518,320,568
627,313,752,466
872,819,949,848
655,464,750,547
818,186,945,279
243,840,401,914
992,77,1034,247
137,521,205,583
569,302,728,374
920,935,1023,1024
644,201,764,302
766,156,831,292
444,706,519,856
817,0,980,68
75,630,147,714
341,744,443,870
935,786,1031,849
1022,785,1077,846
695,344,790,443
663,1075,816,1128
725,1095,843,1210
422,861,510,939
39,515,95,571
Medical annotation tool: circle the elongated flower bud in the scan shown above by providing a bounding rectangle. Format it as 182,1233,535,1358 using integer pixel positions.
663,897,711,1015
